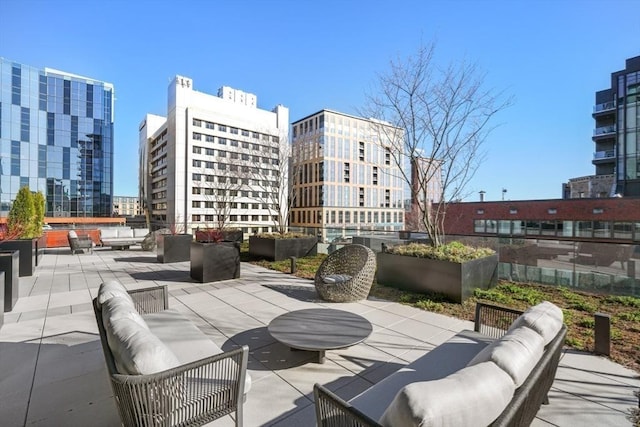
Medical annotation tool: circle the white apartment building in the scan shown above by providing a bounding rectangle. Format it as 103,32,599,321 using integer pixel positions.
290,110,406,242
112,196,141,216
139,76,289,234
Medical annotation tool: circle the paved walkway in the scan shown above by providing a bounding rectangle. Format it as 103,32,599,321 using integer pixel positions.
0,247,638,426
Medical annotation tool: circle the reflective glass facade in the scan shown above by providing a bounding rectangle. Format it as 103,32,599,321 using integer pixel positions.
0,58,114,216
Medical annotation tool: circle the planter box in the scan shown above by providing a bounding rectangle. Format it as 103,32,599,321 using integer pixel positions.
376,252,498,303
190,241,240,283
35,235,46,266
195,229,244,243
157,234,192,263
0,271,3,329
249,236,317,261
0,250,19,312
0,239,37,277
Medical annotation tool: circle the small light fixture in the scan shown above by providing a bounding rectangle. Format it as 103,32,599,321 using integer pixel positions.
548,208,557,214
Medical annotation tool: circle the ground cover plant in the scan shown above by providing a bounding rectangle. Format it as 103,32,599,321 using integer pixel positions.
244,248,640,373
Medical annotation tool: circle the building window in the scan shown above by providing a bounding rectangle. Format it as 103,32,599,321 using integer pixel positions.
192,215,201,222
593,208,604,214
193,132,202,140
192,119,201,127
373,166,378,185
476,209,484,214
474,219,485,233
218,124,227,132
509,208,517,214
548,208,557,214
359,141,365,161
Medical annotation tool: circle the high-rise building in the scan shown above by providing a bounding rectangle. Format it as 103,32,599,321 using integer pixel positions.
139,76,289,234
587,55,640,197
0,58,114,217
113,195,141,216
290,110,406,242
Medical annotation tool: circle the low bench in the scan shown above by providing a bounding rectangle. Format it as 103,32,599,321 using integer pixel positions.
99,227,148,249
93,282,250,426
314,301,567,427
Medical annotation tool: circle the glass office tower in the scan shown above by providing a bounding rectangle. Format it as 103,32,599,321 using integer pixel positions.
0,58,114,217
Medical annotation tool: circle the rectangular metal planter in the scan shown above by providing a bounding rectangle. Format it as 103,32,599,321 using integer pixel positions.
190,241,240,283
35,235,46,266
157,234,192,263
248,236,317,261
0,239,36,277
0,250,20,312
0,272,4,329
376,252,498,303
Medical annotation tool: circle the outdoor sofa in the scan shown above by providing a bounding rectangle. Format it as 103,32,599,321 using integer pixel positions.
93,281,250,426
99,227,148,249
314,301,567,426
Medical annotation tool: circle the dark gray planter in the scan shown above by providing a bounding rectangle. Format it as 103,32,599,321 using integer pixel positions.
35,235,46,266
0,239,36,277
249,236,317,261
0,250,19,312
0,271,4,329
190,241,240,283
157,234,192,263
376,252,498,303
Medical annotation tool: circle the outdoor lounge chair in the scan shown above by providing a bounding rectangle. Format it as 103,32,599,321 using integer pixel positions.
314,244,376,302
68,230,94,254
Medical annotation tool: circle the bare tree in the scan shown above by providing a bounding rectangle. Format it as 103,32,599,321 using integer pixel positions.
247,130,299,235
364,42,512,246
192,161,243,231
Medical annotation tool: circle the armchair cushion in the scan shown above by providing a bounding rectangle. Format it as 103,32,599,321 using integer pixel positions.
97,280,133,309
322,274,352,285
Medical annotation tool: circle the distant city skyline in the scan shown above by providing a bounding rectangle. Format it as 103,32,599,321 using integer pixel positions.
2,0,638,201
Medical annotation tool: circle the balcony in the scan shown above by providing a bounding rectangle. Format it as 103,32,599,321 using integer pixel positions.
592,100,616,116
593,149,616,162
593,125,616,139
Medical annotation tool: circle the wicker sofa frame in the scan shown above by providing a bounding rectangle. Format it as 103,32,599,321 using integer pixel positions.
314,244,377,302
314,302,567,427
93,285,249,427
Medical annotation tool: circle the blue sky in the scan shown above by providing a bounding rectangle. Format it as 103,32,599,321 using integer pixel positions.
1,0,638,201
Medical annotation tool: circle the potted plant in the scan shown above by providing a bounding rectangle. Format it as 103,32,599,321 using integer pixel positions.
0,186,41,277
362,42,510,301
377,241,497,303
33,191,47,266
156,218,192,263
190,229,240,283
249,232,318,261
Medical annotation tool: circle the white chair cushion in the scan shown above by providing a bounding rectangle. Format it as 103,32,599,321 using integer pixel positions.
134,228,149,238
68,230,78,239
322,274,352,284
379,361,515,427
100,228,119,239
97,280,134,309
467,326,544,387
118,228,134,238
106,317,180,375
508,301,563,345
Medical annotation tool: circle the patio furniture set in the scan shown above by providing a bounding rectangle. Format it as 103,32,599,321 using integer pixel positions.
90,243,566,426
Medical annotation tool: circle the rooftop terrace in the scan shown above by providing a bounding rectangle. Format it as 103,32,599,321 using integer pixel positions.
0,247,638,426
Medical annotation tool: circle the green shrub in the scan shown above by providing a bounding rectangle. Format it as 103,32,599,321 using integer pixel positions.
415,300,444,312
605,295,640,308
387,241,495,263
8,186,36,238
33,191,46,236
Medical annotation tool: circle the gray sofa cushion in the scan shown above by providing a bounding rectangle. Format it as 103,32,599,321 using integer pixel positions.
134,228,149,238
97,280,133,309
379,361,515,427
100,228,119,239
508,301,563,345
350,330,494,421
118,228,134,239
468,325,544,387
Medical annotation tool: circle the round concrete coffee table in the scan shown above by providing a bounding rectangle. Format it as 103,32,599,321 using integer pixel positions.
268,308,373,363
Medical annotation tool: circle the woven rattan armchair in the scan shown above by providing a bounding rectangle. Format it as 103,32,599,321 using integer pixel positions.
314,244,376,302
